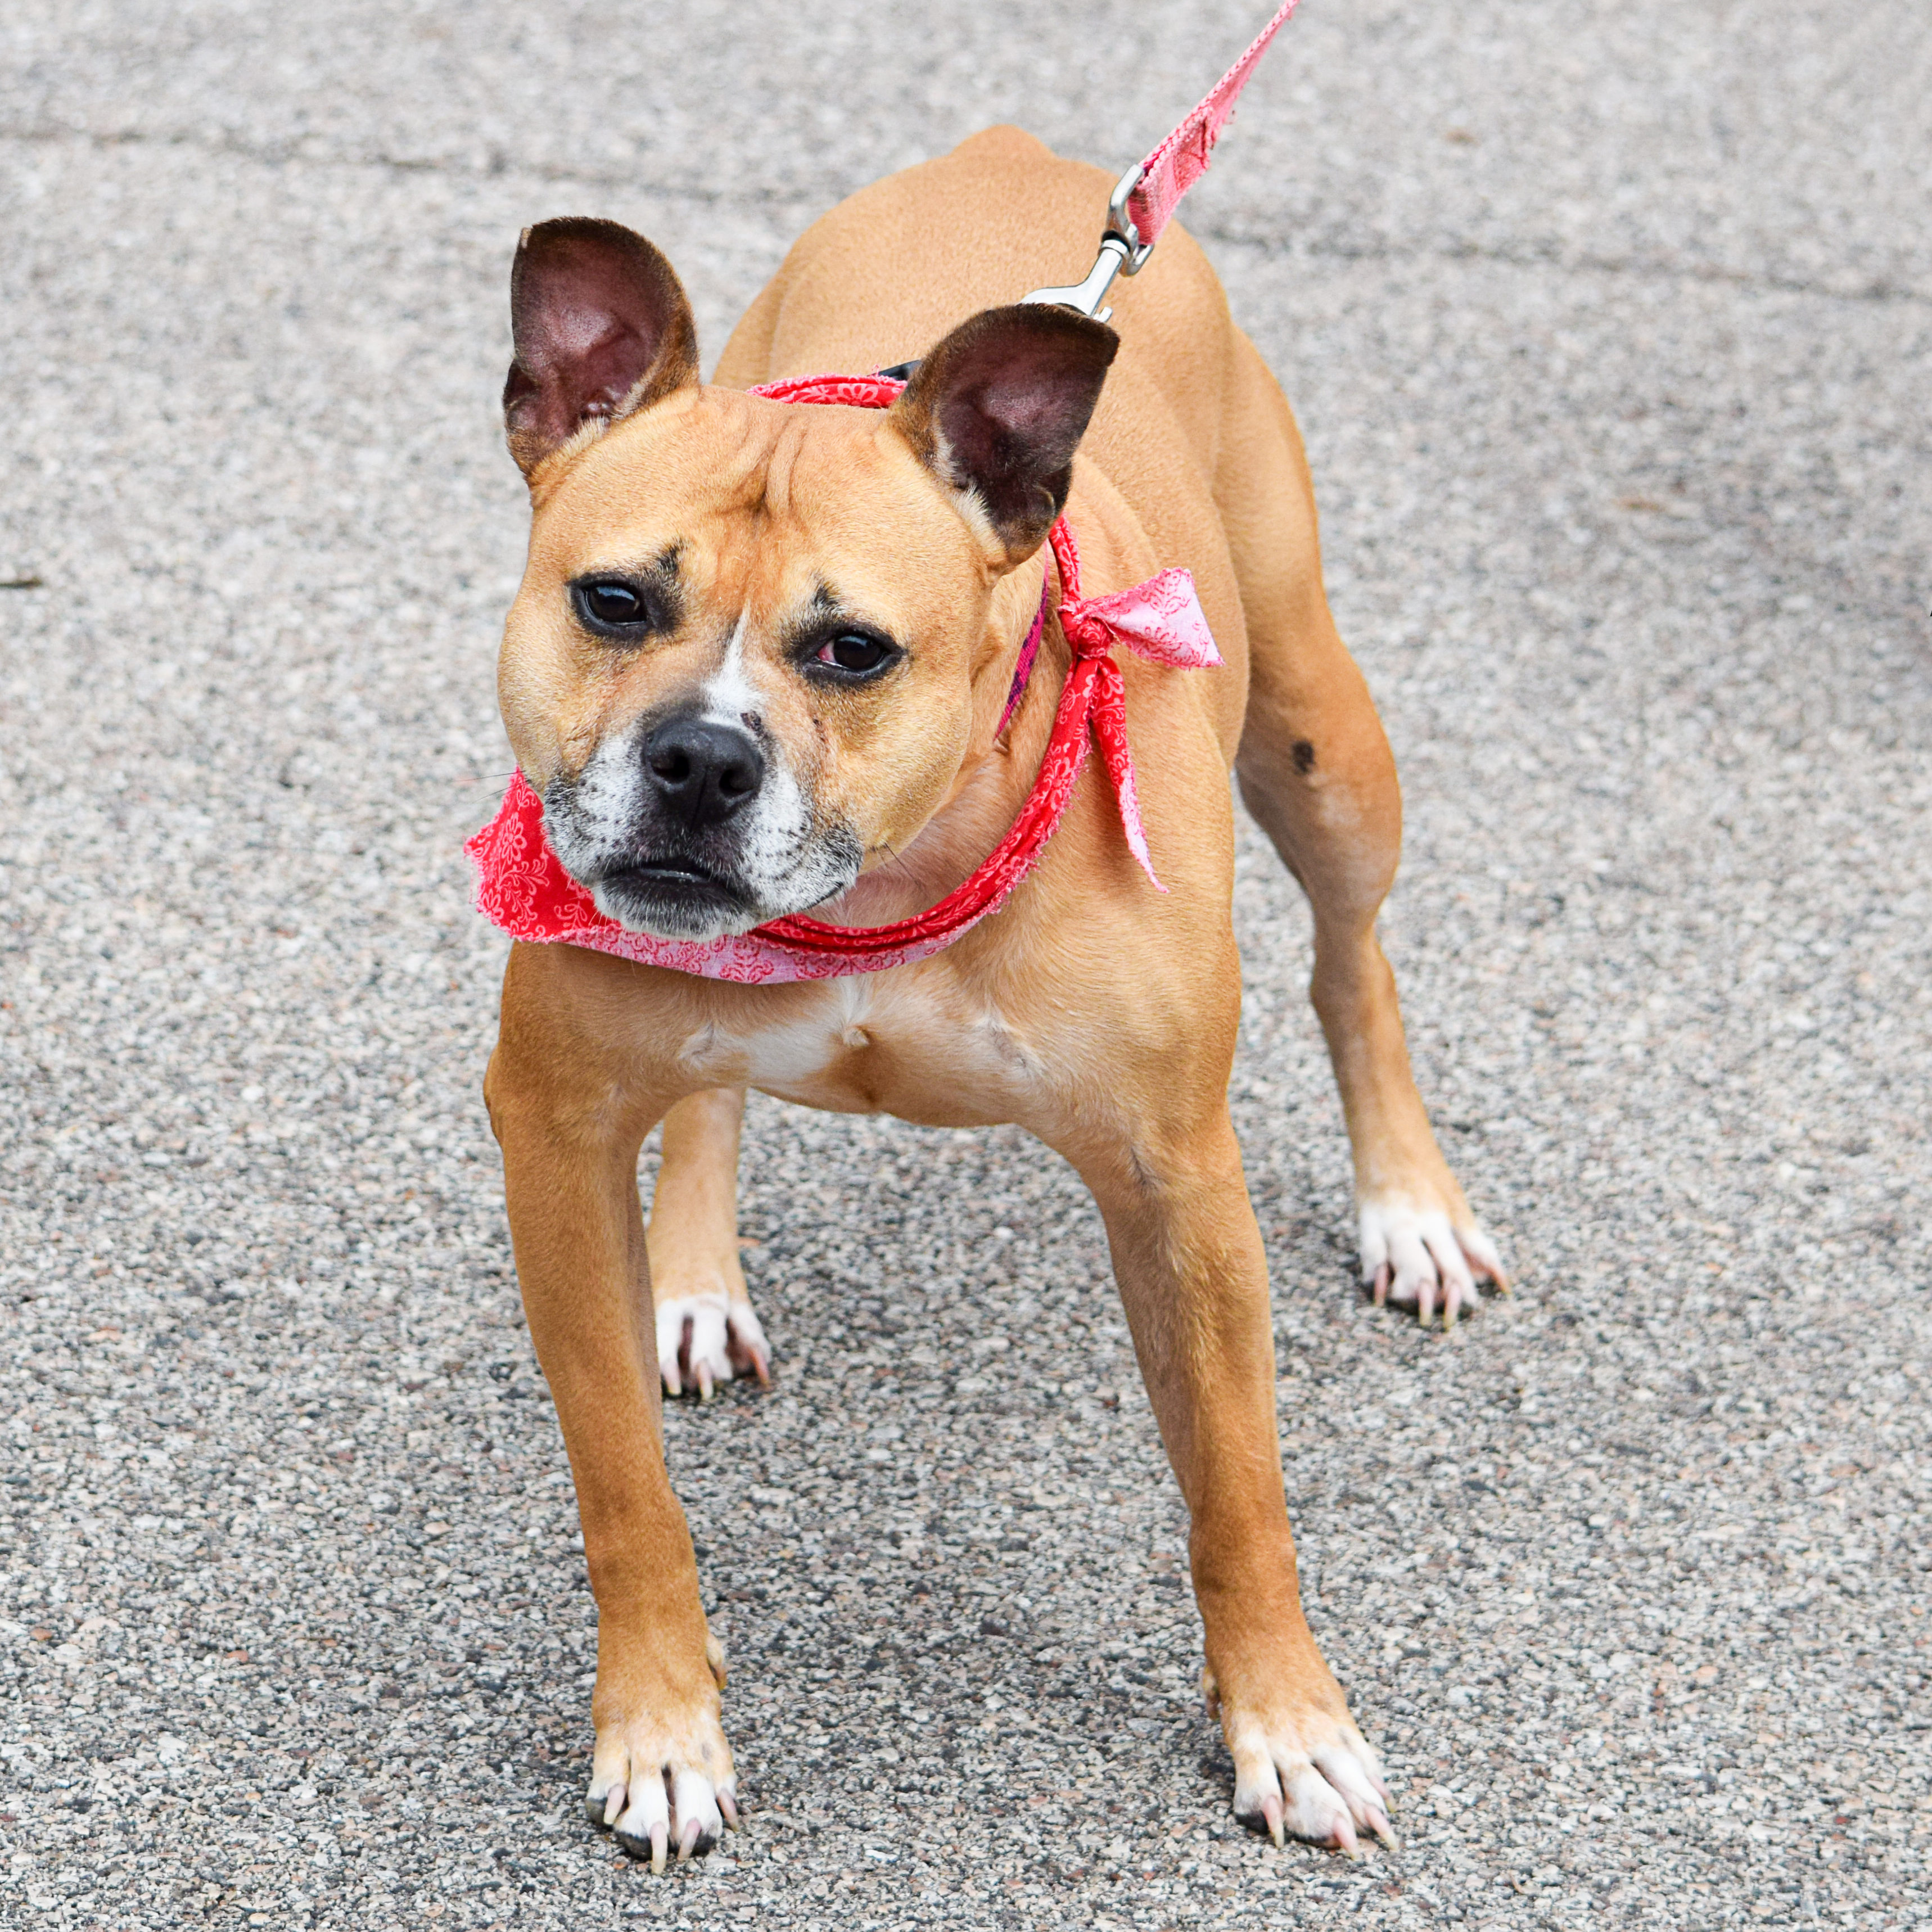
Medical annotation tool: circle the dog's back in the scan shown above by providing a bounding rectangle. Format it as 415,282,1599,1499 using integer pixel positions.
717,125,1237,437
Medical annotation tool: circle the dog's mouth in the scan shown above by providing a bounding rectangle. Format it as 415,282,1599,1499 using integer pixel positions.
589,855,761,940
611,855,726,888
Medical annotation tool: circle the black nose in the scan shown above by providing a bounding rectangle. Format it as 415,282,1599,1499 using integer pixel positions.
643,715,765,828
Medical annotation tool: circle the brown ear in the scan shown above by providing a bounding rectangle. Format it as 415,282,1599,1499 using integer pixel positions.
503,218,699,477
890,305,1118,561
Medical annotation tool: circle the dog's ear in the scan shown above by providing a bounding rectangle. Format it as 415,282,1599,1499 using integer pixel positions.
503,218,699,477
890,305,1118,562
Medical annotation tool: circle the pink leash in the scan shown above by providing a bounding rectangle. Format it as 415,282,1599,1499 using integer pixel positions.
1128,0,1302,250
1021,0,1301,321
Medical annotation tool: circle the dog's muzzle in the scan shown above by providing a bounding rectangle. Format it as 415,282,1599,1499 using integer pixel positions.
585,713,768,936
540,707,860,943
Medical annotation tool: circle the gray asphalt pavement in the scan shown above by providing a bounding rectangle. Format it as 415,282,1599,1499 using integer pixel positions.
2,2,1929,1926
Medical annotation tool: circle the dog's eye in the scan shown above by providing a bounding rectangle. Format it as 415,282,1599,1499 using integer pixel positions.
572,579,657,633
585,582,642,623
811,633,893,675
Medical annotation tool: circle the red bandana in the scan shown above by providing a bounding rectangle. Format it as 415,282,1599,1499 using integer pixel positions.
467,372,1221,983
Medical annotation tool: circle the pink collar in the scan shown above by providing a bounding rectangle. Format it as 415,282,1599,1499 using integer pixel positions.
467,372,1220,983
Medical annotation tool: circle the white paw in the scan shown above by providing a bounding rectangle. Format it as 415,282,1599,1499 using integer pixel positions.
586,1673,737,1872
1358,1198,1507,1328
1222,1702,1394,1852
655,1291,771,1399
593,1762,734,1871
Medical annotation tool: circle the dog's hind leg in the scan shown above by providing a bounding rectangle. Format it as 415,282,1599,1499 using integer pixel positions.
647,1087,771,1398
1217,329,1505,1325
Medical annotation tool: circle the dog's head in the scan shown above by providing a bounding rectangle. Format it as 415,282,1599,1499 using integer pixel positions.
495,218,1117,941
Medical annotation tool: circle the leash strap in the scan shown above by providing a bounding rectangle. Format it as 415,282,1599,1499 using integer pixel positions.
1022,0,1302,321
1126,0,1301,250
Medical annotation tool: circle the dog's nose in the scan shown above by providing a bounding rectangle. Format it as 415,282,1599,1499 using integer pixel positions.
643,715,765,828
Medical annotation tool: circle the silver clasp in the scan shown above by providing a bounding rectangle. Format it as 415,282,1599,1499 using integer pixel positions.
1103,161,1157,276
1020,162,1154,324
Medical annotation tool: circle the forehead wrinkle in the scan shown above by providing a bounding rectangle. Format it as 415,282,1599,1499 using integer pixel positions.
708,404,775,515
704,402,918,641
692,401,816,612
754,407,824,523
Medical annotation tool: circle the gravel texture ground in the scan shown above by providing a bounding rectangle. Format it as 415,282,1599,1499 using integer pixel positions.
2,2,1929,1926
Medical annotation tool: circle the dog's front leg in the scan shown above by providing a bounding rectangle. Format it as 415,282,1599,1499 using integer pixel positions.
485,985,733,1870
1071,1109,1393,1852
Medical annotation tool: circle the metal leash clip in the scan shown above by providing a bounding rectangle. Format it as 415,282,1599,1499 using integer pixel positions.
1020,162,1155,324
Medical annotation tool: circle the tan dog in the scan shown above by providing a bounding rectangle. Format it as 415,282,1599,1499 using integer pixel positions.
482,126,1504,1868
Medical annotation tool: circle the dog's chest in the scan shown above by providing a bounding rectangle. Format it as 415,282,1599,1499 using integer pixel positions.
680,973,1041,1126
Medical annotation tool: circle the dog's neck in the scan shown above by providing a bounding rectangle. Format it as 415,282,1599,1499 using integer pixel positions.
812,551,1055,928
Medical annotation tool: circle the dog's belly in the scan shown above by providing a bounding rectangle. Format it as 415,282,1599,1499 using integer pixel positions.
679,973,1042,1129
